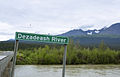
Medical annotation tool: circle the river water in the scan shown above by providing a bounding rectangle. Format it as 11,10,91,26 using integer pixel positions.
15,65,120,77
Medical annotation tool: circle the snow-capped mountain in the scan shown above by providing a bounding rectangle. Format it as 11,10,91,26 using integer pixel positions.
59,23,120,36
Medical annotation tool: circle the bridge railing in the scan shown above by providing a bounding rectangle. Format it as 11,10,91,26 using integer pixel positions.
0,51,14,77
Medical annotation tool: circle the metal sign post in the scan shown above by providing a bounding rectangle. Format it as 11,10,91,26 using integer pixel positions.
11,40,19,77
11,32,69,77
62,44,67,77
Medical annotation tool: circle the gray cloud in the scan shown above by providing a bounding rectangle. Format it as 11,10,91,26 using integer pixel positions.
0,0,120,41
0,32,13,35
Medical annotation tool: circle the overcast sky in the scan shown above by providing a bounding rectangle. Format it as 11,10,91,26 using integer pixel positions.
0,0,120,41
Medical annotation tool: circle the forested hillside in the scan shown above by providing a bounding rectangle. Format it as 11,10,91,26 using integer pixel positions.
16,41,120,65
0,40,120,64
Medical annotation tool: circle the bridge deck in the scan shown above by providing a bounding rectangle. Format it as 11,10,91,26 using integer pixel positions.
0,56,7,60
0,51,14,77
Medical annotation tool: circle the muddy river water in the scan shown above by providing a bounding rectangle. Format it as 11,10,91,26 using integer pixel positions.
15,65,120,77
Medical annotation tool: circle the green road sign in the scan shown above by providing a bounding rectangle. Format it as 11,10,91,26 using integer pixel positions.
15,32,69,44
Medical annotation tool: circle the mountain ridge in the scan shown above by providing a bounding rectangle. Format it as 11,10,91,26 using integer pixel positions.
59,23,120,36
1,23,120,50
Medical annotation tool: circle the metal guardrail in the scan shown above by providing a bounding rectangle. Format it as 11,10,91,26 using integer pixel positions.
0,51,14,77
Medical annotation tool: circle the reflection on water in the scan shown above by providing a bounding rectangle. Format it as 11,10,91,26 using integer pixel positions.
15,65,120,77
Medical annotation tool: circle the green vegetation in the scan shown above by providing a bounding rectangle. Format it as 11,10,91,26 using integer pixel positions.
16,40,120,65
71,35,120,50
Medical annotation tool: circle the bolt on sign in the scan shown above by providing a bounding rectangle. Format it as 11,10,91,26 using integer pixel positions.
15,32,69,44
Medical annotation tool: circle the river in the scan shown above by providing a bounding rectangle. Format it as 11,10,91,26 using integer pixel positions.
15,65,120,77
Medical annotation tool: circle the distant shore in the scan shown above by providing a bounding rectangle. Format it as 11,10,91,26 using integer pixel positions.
16,41,120,65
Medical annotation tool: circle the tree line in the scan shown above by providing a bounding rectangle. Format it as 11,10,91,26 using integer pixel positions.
16,40,120,65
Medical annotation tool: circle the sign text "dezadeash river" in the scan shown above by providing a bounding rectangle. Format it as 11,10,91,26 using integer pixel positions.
15,32,69,44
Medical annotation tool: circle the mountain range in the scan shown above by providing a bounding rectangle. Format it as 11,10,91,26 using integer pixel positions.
59,23,120,36
1,23,120,50
58,23,120,50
